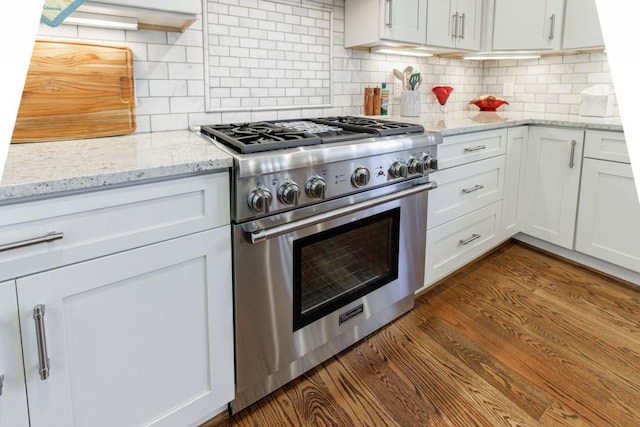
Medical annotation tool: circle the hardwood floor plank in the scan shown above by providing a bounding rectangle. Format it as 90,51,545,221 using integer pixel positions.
202,241,640,427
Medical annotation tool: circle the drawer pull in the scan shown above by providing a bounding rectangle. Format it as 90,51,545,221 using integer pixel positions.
462,184,484,194
464,145,487,152
0,232,64,252
0,374,4,396
459,233,481,246
33,305,51,381
569,140,577,168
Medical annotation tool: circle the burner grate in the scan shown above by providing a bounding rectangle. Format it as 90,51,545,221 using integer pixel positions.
314,116,424,136
200,123,322,154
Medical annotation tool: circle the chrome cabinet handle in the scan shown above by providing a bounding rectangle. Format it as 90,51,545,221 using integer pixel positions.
0,374,4,396
459,13,465,39
459,233,481,246
33,305,51,381
0,232,64,252
386,0,393,28
464,145,487,152
452,12,459,38
462,184,484,194
549,13,556,40
569,140,577,168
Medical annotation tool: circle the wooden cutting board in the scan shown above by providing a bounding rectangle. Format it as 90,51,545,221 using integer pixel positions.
11,40,136,143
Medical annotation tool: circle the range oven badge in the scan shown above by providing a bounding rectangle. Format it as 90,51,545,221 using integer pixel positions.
339,304,364,325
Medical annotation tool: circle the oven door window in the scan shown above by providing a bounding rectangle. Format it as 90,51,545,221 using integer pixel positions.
292,208,400,331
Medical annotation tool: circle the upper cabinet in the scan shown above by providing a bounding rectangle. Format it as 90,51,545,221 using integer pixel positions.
345,0,427,48
90,0,200,14
562,0,604,50
426,0,483,51
74,0,199,32
492,0,565,50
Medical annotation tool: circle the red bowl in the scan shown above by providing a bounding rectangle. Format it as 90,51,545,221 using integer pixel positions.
470,96,509,111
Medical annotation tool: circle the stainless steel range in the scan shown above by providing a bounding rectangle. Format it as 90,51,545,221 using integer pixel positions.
199,116,441,414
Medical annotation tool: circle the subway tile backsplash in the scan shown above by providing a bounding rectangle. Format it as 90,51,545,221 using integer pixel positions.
35,0,616,132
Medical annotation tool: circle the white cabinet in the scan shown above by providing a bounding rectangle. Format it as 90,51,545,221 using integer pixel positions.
575,131,640,272
0,281,29,427
76,0,199,32
0,172,233,427
424,128,507,287
562,0,604,50
426,0,483,50
345,0,427,48
18,228,233,427
522,127,584,249
501,126,528,239
89,0,200,14
492,0,565,50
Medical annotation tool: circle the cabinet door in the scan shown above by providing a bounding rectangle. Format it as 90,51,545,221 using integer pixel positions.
455,0,483,50
576,159,640,272
522,127,584,249
18,228,233,427
0,281,29,427
501,126,528,239
381,0,427,44
426,0,481,50
562,0,604,50
492,0,564,50
426,0,457,49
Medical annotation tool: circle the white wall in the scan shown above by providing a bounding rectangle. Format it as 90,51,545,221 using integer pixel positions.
34,0,616,132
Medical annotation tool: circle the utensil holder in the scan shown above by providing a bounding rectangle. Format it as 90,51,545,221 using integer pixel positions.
400,91,421,117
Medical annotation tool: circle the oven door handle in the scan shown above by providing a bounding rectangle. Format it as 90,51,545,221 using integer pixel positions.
248,180,438,244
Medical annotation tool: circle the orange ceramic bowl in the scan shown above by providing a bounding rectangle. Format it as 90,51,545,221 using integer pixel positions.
470,96,509,111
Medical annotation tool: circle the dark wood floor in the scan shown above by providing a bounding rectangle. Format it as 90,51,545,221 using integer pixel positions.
204,240,640,426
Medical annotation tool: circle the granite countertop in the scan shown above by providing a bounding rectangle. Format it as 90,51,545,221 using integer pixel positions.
382,110,624,135
0,112,624,204
0,130,232,203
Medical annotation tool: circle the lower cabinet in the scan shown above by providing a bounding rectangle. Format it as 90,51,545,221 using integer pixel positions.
522,127,585,249
423,129,507,288
0,281,30,427
575,135,640,272
17,227,233,427
426,201,502,284
500,126,528,239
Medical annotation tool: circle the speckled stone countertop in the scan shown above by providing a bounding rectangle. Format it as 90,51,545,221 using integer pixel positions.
382,110,624,135
0,112,623,204
0,130,232,203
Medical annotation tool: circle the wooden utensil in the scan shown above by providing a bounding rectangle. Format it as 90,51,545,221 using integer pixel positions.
12,40,136,143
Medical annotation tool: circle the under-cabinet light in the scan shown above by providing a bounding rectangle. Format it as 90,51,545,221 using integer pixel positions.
371,46,433,57
63,12,138,30
463,52,541,61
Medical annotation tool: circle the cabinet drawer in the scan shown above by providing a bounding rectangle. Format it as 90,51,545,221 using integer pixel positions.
428,155,505,229
584,130,629,163
0,173,229,281
438,129,507,169
425,201,502,286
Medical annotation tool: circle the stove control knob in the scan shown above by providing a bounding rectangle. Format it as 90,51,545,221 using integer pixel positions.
408,153,435,175
351,167,371,188
278,181,300,205
306,176,327,199
248,187,273,214
389,160,408,178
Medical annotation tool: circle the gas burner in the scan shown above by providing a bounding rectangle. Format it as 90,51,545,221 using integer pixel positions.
200,123,321,154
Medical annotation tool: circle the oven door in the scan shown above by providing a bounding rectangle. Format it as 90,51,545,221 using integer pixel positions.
232,181,433,394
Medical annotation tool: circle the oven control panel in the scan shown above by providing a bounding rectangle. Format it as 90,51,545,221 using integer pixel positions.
236,145,437,219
